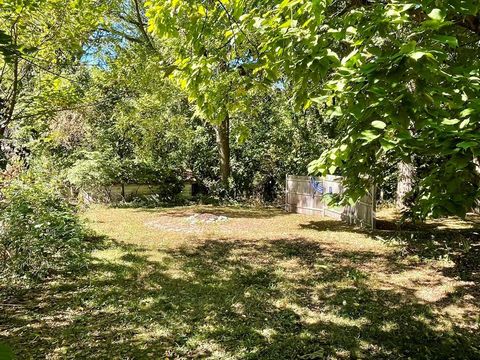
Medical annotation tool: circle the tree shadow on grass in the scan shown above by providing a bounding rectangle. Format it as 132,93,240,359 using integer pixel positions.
299,219,366,233
1,236,479,359
301,220,480,279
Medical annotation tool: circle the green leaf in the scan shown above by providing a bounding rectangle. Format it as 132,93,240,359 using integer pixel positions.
456,141,477,149
280,19,293,28
399,41,417,55
360,130,380,143
460,108,475,117
198,5,206,16
371,120,386,129
460,118,470,129
432,35,458,48
380,139,395,151
441,118,460,125
326,49,340,64
427,8,445,22
409,51,433,61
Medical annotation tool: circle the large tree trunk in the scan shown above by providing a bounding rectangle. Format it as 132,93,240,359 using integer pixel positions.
214,115,230,188
396,79,419,213
396,160,416,211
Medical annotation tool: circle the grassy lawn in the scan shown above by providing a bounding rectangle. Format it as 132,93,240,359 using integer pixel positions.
1,205,479,359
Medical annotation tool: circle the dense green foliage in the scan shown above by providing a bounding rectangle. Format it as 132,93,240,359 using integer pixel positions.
0,176,86,280
146,0,480,219
228,92,334,201
256,0,480,219
0,0,108,281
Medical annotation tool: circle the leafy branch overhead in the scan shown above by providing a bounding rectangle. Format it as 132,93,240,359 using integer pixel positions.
147,0,480,219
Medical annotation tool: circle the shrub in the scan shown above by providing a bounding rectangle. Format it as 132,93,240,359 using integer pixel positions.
0,178,87,281
153,171,184,202
67,151,185,204
67,152,115,190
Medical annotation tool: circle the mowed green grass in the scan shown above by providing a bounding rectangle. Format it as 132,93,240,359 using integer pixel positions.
1,205,479,359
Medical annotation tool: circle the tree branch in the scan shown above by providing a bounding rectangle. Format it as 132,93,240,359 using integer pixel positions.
215,0,259,58
4,24,19,134
132,0,155,50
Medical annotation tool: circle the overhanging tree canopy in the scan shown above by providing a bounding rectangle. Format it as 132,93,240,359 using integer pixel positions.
254,0,480,219
146,0,480,218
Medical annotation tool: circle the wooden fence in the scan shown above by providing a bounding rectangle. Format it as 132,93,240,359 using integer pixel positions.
285,175,376,229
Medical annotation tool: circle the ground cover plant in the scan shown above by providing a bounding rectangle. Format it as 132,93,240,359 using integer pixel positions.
1,206,479,359
0,177,87,281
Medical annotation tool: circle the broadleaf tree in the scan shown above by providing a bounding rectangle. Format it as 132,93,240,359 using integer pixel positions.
148,0,480,218
145,0,275,188
246,0,480,219
0,0,110,167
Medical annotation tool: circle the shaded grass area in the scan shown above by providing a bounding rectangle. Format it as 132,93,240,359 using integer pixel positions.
1,205,479,359
376,206,480,231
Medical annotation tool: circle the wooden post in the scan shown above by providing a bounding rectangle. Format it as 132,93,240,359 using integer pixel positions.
285,174,288,212
371,185,376,230
322,177,326,216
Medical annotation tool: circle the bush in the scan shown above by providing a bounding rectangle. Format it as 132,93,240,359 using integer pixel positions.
67,152,185,204
0,178,87,281
66,151,115,192
153,171,185,202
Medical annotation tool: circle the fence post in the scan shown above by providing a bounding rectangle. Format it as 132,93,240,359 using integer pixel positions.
371,185,376,230
322,177,326,216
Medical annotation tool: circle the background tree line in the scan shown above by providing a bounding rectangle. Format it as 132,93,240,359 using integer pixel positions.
1,0,336,204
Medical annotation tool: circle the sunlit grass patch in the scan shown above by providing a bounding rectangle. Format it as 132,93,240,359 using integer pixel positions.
91,248,128,263
1,205,479,359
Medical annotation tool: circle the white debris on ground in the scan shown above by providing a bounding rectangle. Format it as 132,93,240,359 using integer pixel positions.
145,213,229,233
186,213,229,224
